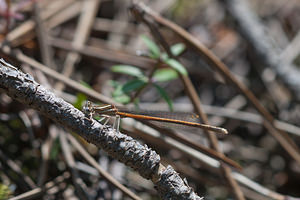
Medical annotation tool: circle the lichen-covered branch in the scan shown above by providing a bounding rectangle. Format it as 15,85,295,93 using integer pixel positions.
0,59,202,200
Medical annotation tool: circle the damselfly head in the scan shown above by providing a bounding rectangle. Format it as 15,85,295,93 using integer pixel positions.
82,101,92,116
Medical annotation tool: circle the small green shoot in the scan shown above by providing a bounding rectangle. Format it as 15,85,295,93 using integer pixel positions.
141,35,160,59
121,78,148,94
153,68,178,82
111,65,145,78
114,95,131,104
110,36,187,108
164,58,188,76
171,43,185,56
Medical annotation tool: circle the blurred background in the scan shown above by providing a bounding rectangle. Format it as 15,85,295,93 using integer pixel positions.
0,0,300,199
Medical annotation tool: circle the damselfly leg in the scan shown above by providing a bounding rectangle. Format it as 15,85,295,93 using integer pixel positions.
83,101,121,132
113,115,121,133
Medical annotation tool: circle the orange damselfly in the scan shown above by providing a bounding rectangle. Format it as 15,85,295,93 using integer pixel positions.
83,101,228,135
82,101,243,169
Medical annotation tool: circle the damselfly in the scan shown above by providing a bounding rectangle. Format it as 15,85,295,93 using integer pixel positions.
82,101,228,135
82,101,243,169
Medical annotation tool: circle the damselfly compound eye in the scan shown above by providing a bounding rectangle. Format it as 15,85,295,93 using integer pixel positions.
82,101,92,116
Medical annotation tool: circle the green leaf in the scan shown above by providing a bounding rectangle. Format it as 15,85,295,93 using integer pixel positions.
164,58,188,76
161,52,168,61
73,93,87,109
159,43,185,61
111,80,139,104
109,80,121,88
154,84,173,111
114,94,131,104
110,80,125,97
111,65,145,78
171,43,185,56
141,35,160,59
153,68,178,82
112,84,124,97
110,78,147,104
122,78,147,93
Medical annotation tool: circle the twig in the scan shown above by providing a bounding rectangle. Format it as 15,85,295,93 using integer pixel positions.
33,2,55,69
37,125,57,186
231,172,300,200
49,37,159,69
208,95,247,130
9,172,71,200
18,110,36,147
4,0,11,35
0,59,202,200
280,30,300,66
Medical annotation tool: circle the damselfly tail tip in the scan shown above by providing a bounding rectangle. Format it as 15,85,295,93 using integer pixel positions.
212,127,228,135
220,128,228,135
